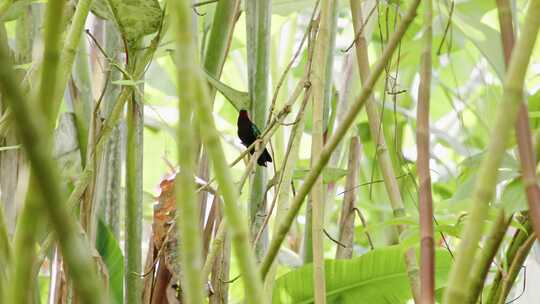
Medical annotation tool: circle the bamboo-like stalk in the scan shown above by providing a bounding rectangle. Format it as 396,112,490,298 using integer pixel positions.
417,1,434,303
0,29,104,304
172,1,265,302
310,0,336,302
203,0,240,94
209,227,231,304
468,2,523,302
54,0,93,122
9,187,44,304
260,0,421,278
349,1,420,301
0,193,10,301
335,136,360,259
99,20,122,238
486,216,532,304
443,1,540,303
198,0,240,241
467,211,510,303
125,45,144,304
37,0,66,125
245,0,272,260
494,233,535,304
173,3,204,301
498,0,540,246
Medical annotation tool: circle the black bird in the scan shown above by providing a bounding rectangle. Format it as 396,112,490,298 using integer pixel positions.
237,109,272,167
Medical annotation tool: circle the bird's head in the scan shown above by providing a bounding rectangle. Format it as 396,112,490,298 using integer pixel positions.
239,109,249,118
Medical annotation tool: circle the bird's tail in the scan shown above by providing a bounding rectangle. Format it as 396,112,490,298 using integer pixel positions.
257,148,272,167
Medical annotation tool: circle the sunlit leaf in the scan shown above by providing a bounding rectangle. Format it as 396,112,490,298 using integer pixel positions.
273,247,452,304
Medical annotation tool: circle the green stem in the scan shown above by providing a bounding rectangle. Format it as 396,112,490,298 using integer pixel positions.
172,2,204,302
335,137,360,259
495,233,535,304
203,0,240,97
172,0,265,302
125,45,144,304
485,215,531,304
260,0,421,278
310,0,336,302
443,1,540,302
0,200,9,301
54,0,93,123
245,0,272,261
468,211,510,303
38,0,66,126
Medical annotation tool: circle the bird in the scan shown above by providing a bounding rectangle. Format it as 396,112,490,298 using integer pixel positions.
237,109,272,167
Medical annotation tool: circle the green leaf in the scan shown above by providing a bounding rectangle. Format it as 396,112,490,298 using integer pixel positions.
96,219,124,304
272,246,452,304
91,0,162,43
500,178,527,214
203,69,250,111
452,2,504,79
2,0,42,22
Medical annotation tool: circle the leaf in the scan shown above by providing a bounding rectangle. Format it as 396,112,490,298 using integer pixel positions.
451,2,505,79
293,167,348,184
272,246,452,304
500,178,527,214
96,219,124,304
203,69,250,111
2,0,41,22
91,0,162,43
354,216,418,237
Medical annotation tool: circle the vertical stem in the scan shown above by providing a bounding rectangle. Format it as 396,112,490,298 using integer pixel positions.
486,215,532,304
0,201,10,301
310,0,336,302
497,0,540,246
209,212,231,304
349,1,420,301
37,0,65,125
9,187,42,304
443,1,540,303
203,0,240,92
173,1,204,302
125,48,144,304
171,1,265,302
99,20,122,238
468,211,510,303
54,0,93,123
198,0,240,235
245,0,272,260
417,1,434,303
335,136,360,259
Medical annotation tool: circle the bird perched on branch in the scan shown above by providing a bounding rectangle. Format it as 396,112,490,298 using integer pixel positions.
237,109,272,167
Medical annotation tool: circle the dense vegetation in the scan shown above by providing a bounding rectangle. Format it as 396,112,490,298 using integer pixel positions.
1,0,540,303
